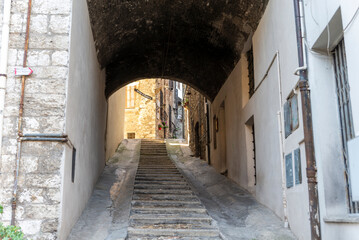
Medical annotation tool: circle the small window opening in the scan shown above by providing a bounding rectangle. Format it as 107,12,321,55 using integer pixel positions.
71,147,76,183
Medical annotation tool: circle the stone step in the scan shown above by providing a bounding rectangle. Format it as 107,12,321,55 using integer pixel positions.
137,166,177,169
135,177,184,182
133,194,198,201
135,174,182,178
129,218,215,230
130,207,207,215
127,228,220,238
134,180,187,185
134,184,191,190
133,189,194,194
132,201,201,209
136,169,179,173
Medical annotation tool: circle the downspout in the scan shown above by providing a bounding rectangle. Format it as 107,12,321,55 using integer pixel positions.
293,0,321,239
206,100,211,165
275,51,289,228
0,0,11,153
11,0,32,226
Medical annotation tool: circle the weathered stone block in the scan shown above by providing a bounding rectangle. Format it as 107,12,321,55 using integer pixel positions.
23,93,66,117
10,14,25,33
1,205,24,221
25,204,59,219
28,34,69,50
25,79,67,94
41,218,58,233
0,188,12,204
19,220,42,235
31,66,68,79
0,154,15,172
21,142,63,158
20,156,39,173
11,0,28,14
30,15,48,34
39,156,61,172
32,0,71,15
26,174,61,188
51,51,68,66
27,50,51,66
45,189,60,204
1,136,18,154
22,116,64,133
18,188,44,203
49,15,70,34
31,232,57,240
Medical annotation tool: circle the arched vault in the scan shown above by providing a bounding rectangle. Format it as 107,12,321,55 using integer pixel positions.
86,0,268,101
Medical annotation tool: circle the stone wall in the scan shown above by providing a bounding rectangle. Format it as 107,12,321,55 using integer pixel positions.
186,87,207,160
0,0,72,239
124,79,156,139
0,0,4,55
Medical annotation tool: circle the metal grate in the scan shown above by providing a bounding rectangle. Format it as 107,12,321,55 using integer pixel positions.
333,39,358,213
247,47,255,98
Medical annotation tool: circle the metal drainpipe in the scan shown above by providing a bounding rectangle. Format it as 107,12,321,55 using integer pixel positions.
205,100,211,165
293,0,321,239
11,0,32,226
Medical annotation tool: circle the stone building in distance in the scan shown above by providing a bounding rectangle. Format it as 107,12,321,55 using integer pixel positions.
124,79,156,139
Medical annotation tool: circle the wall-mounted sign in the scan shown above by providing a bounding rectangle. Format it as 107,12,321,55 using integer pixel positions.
15,67,33,76
134,88,152,100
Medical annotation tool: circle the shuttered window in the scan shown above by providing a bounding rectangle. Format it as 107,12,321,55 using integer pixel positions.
126,86,135,108
284,94,299,138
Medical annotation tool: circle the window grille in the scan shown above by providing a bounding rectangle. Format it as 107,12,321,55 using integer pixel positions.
247,47,255,98
333,39,358,213
127,132,135,139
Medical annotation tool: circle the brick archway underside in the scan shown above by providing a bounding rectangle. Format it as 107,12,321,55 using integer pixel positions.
87,0,268,101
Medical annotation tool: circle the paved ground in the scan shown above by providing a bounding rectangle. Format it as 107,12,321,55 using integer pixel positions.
68,139,296,240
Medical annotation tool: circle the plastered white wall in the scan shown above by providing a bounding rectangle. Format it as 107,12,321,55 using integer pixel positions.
304,0,359,239
59,0,107,238
106,87,126,161
210,0,311,239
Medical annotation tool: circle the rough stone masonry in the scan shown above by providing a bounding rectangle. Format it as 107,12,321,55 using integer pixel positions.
0,0,71,239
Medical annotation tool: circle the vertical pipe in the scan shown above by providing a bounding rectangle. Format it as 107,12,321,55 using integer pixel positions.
275,51,288,227
206,100,211,165
293,0,321,239
11,0,32,226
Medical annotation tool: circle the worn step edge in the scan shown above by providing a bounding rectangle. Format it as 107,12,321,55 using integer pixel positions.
127,228,220,237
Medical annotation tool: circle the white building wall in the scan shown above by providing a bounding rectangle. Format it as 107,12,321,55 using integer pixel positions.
59,0,107,239
304,0,359,239
106,87,126,161
210,0,311,239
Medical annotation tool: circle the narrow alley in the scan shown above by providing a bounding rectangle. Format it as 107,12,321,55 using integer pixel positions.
68,139,295,240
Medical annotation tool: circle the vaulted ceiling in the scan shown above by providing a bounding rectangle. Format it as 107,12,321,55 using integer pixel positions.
87,0,268,100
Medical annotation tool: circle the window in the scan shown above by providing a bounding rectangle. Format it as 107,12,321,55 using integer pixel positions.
247,47,255,98
160,90,164,121
126,85,135,108
284,93,299,138
127,132,135,139
213,115,217,149
245,116,256,186
71,147,76,183
333,39,358,213
285,148,302,188
169,80,173,90
169,105,172,132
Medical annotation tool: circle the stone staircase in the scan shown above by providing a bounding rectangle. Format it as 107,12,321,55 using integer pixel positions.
126,139,221,239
